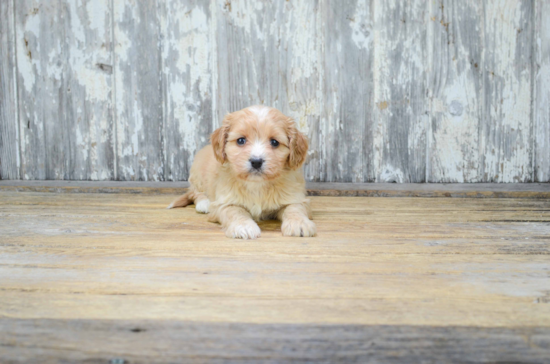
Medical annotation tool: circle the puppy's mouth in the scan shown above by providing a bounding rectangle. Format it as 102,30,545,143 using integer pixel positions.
247,169,266,180
249,168,264,175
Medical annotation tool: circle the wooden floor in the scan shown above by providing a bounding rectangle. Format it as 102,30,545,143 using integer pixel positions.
1,190,550,362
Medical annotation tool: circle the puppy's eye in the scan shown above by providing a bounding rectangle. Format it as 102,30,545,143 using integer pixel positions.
270,139,279,147
237,137,246,145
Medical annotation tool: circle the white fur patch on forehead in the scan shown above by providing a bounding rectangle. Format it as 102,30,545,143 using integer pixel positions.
248,105,272,122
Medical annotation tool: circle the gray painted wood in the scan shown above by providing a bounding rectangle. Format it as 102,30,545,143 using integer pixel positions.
0,0,20,179
321,0,374,183
480,0,534,182
535,1,550,182
372,0,428,183
113,0,164,181
2,180,550,199
14,0,115,180
1,0,548,182
161,1,214,181
428,0,483,183
2,319,550,363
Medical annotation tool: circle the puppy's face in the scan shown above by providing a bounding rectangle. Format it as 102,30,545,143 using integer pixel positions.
211,106,308,181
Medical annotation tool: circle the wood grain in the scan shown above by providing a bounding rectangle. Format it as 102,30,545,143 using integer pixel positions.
161,1,214,181
481,0,534,182
113,0,164,181
2,319,550,363
428,0,482,183
14,0,115,181
1,1,549,183
0,191,549,326
0,191,549,361
0,0,19,180
535,1,550,182
372,0,428,183
321,0,373,183
1,180,550,198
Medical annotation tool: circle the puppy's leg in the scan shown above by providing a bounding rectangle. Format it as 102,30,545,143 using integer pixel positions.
278,201,316,237
211,205,261,239
194,193,210,214
167,191,195,209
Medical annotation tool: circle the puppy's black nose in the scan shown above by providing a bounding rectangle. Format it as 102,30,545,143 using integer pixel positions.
250,158,264,170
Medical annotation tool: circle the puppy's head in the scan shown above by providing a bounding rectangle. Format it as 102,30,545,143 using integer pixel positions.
211,105,308,181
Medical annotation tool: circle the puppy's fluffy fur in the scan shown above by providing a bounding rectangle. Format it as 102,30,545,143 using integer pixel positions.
168,105,316,239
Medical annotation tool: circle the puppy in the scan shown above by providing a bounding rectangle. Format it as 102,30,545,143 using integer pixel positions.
168,105,316,239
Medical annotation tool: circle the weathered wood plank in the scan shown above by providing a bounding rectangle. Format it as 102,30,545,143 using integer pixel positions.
0,192,549,327
1,181,550,198
535,1,550,182
428,1,483,182
1,191,550,361
285,1,324,183
0,0,20,180
14,2,48,179
372,0,429,183
481,0,534,182
2,0,548,183
320,0,374,182
113,1,164,181
14,0,115,180
2,319,550,363
160,1,214,181
215,0,324,181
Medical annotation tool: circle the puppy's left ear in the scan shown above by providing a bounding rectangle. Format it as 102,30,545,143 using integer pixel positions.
287,119,308,170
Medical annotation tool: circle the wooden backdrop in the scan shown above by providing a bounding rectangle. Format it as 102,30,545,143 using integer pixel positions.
1,0,549,182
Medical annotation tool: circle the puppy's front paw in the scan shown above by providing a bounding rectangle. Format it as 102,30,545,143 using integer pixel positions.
195,199,210,214
281,218,316,237
225,221,261,239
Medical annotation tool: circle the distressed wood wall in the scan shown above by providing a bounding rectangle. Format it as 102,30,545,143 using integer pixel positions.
0,0,548,182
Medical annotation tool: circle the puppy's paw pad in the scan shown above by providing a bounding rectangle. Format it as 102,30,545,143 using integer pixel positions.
226,221,261,240
195,199,210,214
282,218,316,237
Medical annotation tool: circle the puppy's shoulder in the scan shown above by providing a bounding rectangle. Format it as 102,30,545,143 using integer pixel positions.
190,145,221,193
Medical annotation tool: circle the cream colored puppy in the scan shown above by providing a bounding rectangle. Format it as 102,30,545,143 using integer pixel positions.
168,105,316,239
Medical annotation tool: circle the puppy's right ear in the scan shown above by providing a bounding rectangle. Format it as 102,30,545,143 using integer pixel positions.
211,115,231,163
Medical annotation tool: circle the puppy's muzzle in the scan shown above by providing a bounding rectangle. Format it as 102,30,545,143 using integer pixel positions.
250,158,264,171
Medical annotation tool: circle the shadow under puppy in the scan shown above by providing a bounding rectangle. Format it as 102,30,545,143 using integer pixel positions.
168,105,316,239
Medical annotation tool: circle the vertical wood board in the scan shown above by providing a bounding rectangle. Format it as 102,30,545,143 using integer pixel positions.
0,0,20,179
372,0,429,182
161,0,214,181
321,0,374,182
15,0,115,180
428,0,483,183
480,0,534,182
113,0,164,181
534,1,550,182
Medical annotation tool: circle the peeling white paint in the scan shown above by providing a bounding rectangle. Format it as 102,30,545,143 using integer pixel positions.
76,126,89,164
162,2,213,176
287,2,318,82
176,7,210,96
5,0,547,182
350,1,371,51
17,13,40,93
379,164,405,183
86,0,108,33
